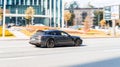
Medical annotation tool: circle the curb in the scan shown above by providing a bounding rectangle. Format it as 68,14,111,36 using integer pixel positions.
81,37,118,39
0,36,119,41
0,38,29,41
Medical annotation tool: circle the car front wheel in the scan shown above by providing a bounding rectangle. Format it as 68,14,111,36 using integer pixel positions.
74,39,82,46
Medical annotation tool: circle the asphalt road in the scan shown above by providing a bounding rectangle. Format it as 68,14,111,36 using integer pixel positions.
0,38,120,67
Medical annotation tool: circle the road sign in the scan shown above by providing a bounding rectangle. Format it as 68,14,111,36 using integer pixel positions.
104,5,120,20
104,6,111,20
111,5,119,20
104,5,120,37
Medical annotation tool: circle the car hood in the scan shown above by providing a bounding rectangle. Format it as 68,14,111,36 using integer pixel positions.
71,36,81,39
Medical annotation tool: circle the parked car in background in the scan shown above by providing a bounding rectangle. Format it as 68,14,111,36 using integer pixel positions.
33,23,45,26
7,23,15,28
69,25,84,30
29,30,83,48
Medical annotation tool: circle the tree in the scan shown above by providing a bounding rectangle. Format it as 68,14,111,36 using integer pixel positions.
68,13,75,26
88,1,94,8
0,7,3,25
66,1,78,26
100,19,106,29
25,6,35,26
83,16,91,33
64,11,71,27
93,10,103,26
0,7,3,21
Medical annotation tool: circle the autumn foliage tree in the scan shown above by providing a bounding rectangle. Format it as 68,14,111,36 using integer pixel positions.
93,10,103,26
64,11,71,27
25,6,35,26
0,7,3,21
0,7,3,25
100,19,106,29
83,16,91,33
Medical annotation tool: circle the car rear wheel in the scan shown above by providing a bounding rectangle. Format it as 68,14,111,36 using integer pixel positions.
46,39,55,48
35,45,40,47
40,44,46,48
75,39,82,46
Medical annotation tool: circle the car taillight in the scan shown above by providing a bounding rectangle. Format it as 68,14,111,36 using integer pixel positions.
37,35,42,40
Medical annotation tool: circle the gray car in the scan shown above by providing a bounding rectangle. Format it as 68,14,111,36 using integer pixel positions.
29,30,83,48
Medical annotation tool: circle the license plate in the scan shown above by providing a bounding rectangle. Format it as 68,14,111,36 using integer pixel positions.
31,38,35,41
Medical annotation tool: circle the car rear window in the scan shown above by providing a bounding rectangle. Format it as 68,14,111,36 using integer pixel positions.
45,31,61,35
34,30,45,35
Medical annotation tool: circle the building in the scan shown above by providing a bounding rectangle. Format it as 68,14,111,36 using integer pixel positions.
65,1,103,27
0,0,64,27
65,8,103,27
73,8,103,26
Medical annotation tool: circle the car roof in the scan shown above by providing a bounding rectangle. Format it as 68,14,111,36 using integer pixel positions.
36,29,62,32
45,30,62,32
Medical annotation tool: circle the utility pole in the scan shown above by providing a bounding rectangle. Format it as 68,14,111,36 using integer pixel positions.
2,0,6,38
112,19,116,37
98,8,100,26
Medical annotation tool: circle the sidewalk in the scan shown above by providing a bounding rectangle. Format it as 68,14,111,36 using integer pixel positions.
8,27,29,38
0,32,115,41
0,27,29,40
0,37,29,41
0,27,120,40
62,28,120,38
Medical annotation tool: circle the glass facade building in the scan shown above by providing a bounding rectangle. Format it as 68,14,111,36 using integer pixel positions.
0,0,64,27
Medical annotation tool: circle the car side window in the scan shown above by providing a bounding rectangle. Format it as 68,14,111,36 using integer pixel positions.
47,31,58,35
61,31,69,36
46,32,53,35
54,31,61,35
52,32,57,35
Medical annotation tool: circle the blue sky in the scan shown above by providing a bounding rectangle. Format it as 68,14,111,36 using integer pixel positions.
64,0,120,7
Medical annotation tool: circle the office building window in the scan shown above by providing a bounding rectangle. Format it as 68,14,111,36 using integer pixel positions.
39,0,41,5
36,0,39,5
27,0,30,5
7,0,12,5
23,0,25,5
34,0,37,5
0,0,1,5
21,0,24,5
30,0,32,5
16,0,19,5
3,0,63,27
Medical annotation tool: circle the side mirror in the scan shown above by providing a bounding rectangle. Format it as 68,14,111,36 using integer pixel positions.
68,34,71,37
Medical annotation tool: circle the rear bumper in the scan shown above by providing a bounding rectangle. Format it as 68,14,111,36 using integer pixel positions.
29,39,41,45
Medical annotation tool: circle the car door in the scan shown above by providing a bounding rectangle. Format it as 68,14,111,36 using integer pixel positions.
60,31,74,45
53,31,65,45
45,31,63,45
